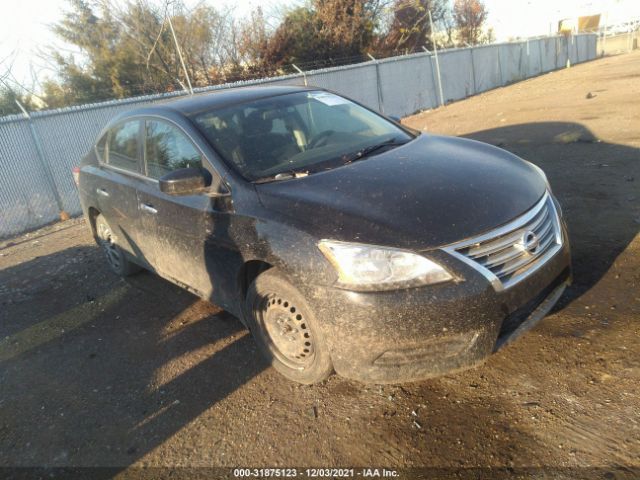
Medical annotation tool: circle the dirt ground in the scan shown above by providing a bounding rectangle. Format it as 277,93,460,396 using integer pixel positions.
1,52,639,478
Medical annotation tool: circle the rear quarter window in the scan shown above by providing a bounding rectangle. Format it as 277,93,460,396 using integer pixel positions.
107,120,141,172
95,133,108,162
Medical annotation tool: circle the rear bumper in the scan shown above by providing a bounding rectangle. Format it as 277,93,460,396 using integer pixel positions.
299,226,571,384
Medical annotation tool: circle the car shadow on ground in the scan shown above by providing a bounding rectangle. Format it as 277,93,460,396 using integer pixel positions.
463,121,640,307
0,246,580,475
0,246,267,475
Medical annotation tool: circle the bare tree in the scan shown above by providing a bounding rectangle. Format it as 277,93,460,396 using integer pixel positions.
453,0,488,46
233,8,270,70
379,0,449,55
0,54,38,115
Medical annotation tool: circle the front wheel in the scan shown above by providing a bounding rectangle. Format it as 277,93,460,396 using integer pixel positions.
245,268,333,384
95,214,140,277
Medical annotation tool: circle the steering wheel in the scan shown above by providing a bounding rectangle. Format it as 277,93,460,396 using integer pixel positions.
308,130,335,149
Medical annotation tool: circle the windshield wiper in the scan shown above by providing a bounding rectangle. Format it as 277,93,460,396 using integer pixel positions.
253,138,409,183
253,170,309,184
344,137,407,164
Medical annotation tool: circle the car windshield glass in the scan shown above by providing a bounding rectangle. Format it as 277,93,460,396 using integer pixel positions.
190,91,414,181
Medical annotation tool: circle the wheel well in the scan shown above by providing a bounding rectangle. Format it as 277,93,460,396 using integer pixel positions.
239,260,273,300
87,207,101,239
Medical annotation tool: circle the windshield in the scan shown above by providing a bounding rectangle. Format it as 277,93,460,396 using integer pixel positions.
190,91,414,181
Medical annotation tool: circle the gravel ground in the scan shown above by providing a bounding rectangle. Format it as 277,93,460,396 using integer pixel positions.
1,52,639,478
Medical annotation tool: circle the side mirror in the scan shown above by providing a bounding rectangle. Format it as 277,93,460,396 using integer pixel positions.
389,115,401,123
159,167,211,196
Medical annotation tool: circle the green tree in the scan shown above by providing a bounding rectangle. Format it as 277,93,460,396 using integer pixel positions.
262,7,321,68
43,0,234,107
40,0,458,109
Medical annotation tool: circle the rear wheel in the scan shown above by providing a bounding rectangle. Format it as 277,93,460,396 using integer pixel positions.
245,268,333,384
95,214,140,277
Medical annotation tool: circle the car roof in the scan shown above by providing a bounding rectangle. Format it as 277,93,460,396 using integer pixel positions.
165,85,316,115
114,85,317,123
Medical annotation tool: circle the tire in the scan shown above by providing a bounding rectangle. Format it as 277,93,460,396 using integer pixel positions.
95,214,141,277
245,268,333,384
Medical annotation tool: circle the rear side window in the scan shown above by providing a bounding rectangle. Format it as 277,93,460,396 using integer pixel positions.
108,120,141,172
145,120,202,180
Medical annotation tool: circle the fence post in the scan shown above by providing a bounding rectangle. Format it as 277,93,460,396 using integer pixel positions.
497,44,504,86
523,39,528,78
14,100,66,217
538,39,544,73
367,53,385,114
422,46,438,108
468,47,477,95
602,14,608,56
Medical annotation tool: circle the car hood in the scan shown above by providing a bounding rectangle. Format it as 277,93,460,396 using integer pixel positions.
255,134,547,249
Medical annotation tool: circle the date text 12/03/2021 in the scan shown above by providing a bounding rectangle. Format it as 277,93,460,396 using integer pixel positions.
233,468,400,478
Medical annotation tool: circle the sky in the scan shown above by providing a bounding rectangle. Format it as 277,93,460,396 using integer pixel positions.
1,0,639,90
484,0,640,39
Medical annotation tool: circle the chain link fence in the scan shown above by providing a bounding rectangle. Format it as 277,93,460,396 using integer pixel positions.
597,30,640,56
0,34,597,239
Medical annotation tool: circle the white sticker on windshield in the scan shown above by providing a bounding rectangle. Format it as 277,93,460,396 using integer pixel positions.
308,92,351,106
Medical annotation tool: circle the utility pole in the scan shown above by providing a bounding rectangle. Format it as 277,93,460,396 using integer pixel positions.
292,64,308,86
429,10,445,107
367,53,385,113
167,14,193,95
13,98,67,219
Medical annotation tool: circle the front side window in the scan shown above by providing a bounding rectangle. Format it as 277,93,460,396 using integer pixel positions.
190,91,414,181
145,120,202,180
108,120,141,172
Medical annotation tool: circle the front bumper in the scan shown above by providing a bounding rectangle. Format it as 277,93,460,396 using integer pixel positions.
299,224,571,384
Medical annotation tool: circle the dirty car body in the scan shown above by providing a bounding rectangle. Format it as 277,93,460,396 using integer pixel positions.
77,86,571,384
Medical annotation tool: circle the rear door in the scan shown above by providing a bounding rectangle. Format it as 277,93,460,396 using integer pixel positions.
135,118,234,303
93,119,149,266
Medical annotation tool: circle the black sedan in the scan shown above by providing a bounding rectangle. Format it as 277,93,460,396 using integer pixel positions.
76,86,571,384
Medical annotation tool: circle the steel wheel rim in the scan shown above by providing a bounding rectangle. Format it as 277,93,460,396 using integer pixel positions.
97,222,121,271
259,294,314,369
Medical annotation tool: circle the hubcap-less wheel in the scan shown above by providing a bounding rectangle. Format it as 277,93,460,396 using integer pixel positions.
245,268,333,384
260,295,314,370
97,222,121,271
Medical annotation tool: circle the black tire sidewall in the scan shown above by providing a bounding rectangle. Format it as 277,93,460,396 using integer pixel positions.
245,268,333,384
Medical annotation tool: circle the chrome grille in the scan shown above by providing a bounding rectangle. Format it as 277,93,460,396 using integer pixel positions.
443,192,563,291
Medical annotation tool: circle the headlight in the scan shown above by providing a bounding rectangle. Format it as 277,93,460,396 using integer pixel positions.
318,240,453,291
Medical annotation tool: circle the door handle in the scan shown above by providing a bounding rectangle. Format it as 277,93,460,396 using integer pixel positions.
96,188,110,197
140,203,158,214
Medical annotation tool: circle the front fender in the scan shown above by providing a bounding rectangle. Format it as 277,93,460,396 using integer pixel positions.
237,216,336,288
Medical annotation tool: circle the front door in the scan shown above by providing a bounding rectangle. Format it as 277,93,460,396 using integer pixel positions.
136,119,237,308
